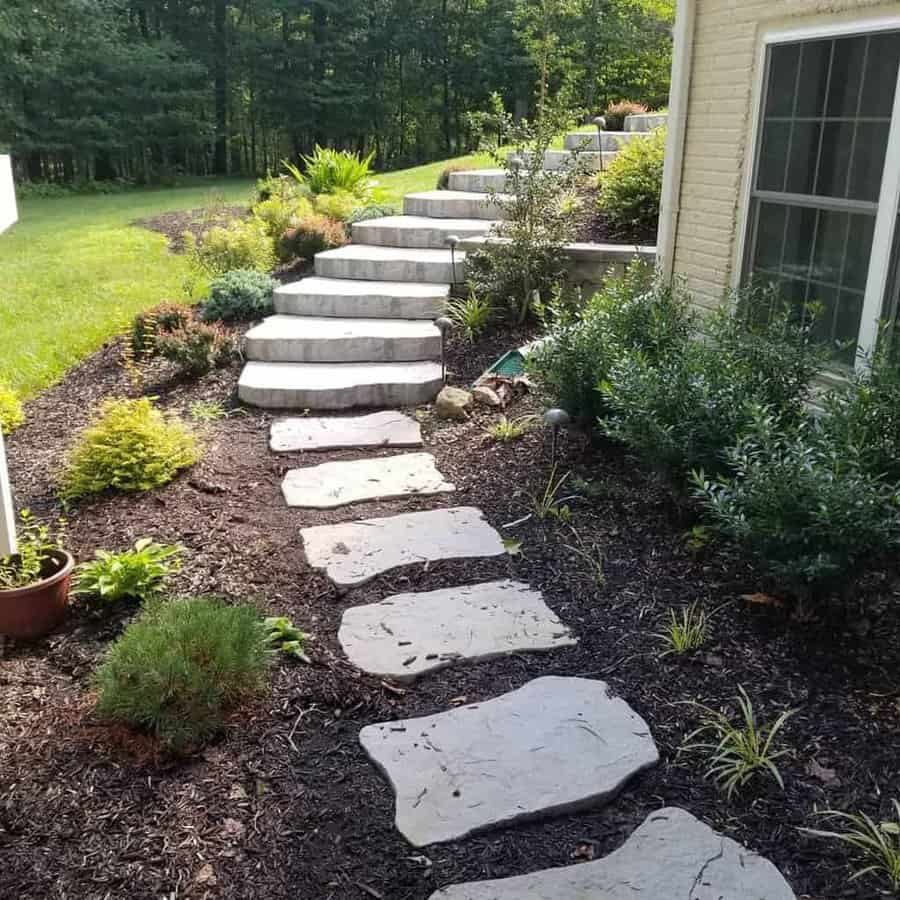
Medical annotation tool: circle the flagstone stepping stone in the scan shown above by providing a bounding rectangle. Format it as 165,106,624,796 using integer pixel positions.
270,411,423,452
339,580,577,682
360,676,658,846
428,806,796,899
282,453,454,509
301,507,506,590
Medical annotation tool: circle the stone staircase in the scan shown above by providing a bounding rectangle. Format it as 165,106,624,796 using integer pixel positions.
238,112,666,411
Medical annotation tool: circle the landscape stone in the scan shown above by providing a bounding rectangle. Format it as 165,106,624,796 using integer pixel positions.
435,386,473,420
339,580,576,681
472,385,502,407
360,676,659,846
282,453,454,509
301,506,506,589
428,807,797,899
270,411,423,452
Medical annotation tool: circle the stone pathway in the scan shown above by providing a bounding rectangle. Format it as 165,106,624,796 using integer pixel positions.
360,676,659,846
282,452,454,509
338,579,576,682
270,411,422,452
428,807,797,899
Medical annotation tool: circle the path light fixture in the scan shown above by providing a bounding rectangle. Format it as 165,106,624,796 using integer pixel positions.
543,408,571,466
434,317,454,384
445,234,461,285
593,116,607,174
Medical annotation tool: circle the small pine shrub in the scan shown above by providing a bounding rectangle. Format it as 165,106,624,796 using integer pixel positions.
156,320,238,376
598,126,666,233
185,218,276,276
59,398,201,502
692,411,900,596
437,163,477,190
93,597,271,751
75,539,183,610
285,146,375,198
527,261,694,422
252,193,314,243
313,190,358,223
603,100,648,131
347,204,397,225
279,214,348,262
0,382,24,434
201,270,275,323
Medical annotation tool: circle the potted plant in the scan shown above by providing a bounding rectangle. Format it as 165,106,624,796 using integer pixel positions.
0,510,73,639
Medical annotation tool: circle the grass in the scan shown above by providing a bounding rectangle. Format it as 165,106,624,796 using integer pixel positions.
1,154,490,399
377,153,492,207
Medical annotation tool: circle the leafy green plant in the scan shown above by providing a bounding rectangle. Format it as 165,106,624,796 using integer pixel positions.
692,411,900,596
802,800,900,893
313,190,359,222
0,511,66,591
284,146,375,198
251,192,313,244
658,602,708,656
0,381,24,434
279,214,348,262
533,465,572,521
59,398,201,502
201,270,275,323
683,687,793,799
527,261,694,422
189,400,228,422
464,91,512,152
682,524,714,554
602,100,648,131
598,125,666,233
185,219,276,276
446,292,495,342
264,616,310,662
156,320,237,376
93,596,271,752
74,539,182,609
485,414,536,442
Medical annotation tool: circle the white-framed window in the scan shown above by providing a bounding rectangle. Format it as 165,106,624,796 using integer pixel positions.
741,21,900,367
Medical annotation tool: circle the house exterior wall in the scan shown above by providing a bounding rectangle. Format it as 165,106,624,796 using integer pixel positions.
671,0,900,309
0,155,17,234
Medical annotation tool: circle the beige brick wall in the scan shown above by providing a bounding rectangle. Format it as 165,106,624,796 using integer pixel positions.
672,0,900,309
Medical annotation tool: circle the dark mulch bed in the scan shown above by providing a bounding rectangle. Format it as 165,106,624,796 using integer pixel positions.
1,326,898,900
135,205,250,253
574,184,658,246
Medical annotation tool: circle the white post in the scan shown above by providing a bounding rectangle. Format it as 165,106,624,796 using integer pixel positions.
1,154,19,556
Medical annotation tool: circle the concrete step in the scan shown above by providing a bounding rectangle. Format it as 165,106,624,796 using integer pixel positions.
238,360,444,410
510,149,618,172
404,190,505,220
315,245,465,284
448,168,510,193
625,112,668,133
274,277,448,320
351,215,495,249
563,130,641,151
244,315,441,363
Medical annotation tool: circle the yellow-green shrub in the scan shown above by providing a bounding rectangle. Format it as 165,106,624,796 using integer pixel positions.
59,398,201,502
0,382,24,434
252,193,314,242
279,214,348,262
185,219,276,276
313,190,358,223
598,126,666,232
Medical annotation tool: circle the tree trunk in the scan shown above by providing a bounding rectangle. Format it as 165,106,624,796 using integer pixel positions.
213,0,229,175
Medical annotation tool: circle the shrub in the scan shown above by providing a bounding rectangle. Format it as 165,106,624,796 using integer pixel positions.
254,172,305,205
437,163,477,190
130,302,192,357
251,192,314,243
59,398,201,502
284,146,375,198
0,382,24,434
599,291,823,477
201,270,275,323
75,539,183,610
527,261,694,422
156,320,237,376
603,100,648,131
279,214,348,262
598,126,666,233
347,204,396,225
313,190,359,223
185,218,275,276
93,596,271,751
692,411,900,595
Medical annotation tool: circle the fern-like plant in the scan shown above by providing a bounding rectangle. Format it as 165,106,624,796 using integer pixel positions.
284,147,375,198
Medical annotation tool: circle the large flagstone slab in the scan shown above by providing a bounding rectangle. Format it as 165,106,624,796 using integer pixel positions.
282,453,454,509
360,676,658,846
301,507,505,589
270,411,423,452
429,807,796,899
339,580,577,681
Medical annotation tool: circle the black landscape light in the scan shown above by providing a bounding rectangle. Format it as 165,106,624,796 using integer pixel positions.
435,316,453,383
543,408,571,465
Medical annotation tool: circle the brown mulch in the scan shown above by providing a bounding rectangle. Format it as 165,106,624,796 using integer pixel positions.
134,205,250,253
1,326,899,900
574,184,658,246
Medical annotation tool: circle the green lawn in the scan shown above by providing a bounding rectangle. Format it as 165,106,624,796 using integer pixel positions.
0,154,489,400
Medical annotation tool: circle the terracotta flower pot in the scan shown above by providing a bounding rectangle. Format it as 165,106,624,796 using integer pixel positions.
0,549,74,639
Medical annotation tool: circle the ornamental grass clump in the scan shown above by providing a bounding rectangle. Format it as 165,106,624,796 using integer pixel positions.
93,597,271,751
59,398,201,502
